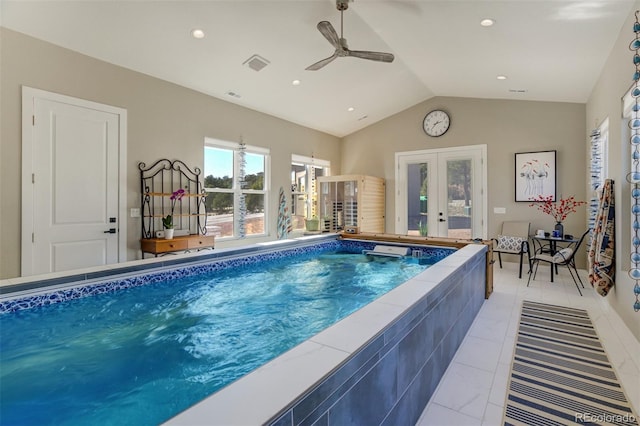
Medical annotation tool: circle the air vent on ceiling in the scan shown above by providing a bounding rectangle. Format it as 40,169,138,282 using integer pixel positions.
226,91,241,98
509,89,528,93
243,54,270,72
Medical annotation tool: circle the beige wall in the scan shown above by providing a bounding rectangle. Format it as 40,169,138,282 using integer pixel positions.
0,28,341,279
586,2,640,340
4,17,637,341
341,96,588,260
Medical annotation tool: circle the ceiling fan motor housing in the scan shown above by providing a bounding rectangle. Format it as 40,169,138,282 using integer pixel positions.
306,0,393,71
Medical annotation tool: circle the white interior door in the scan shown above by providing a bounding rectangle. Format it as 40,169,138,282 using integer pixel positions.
22,87,127,276
396,145,487,239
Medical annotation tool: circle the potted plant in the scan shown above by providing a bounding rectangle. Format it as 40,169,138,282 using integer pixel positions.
162,188,186,239
305,215,320,232
529,195,586,238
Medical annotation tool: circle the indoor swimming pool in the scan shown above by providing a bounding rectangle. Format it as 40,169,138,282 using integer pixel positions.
0,238,454,425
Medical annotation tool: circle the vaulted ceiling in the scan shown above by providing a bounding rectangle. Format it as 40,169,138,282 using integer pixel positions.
1,0,635,137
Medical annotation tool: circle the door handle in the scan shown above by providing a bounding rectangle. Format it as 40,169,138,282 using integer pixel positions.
104,228,117,234
439,218,446,222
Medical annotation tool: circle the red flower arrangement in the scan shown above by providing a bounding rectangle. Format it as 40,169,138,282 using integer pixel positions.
529,195,586,222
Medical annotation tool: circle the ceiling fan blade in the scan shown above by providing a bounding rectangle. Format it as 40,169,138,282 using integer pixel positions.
317,21,341,50
306,52,339,71
347,50,395,63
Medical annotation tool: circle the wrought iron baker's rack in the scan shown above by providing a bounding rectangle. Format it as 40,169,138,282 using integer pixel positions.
138,159,207,239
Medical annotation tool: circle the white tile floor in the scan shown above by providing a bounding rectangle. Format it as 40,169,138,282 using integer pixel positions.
416,261,640,426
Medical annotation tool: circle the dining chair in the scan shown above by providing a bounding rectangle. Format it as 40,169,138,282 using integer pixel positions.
493,221,531,278
527,229,590,295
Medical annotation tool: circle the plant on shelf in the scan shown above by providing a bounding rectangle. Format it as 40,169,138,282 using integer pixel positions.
305,215,320,232
162,188,186,230
529,195,586,222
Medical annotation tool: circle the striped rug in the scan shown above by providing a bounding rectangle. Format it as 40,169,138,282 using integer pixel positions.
503,301,639,426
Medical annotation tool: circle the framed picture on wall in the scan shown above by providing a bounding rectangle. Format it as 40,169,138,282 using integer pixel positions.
515,150,556,202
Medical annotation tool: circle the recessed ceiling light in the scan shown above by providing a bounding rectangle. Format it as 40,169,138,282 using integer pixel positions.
480,18,495,27
497,75,508,80
292,80,301,86
191,29,205,39
347,107,355,112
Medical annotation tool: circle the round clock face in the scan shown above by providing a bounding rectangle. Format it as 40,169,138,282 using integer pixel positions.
423,110,450,137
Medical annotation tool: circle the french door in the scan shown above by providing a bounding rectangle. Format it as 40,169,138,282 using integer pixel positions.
395,145,487,239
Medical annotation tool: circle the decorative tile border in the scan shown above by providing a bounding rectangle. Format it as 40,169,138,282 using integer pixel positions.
0,240,454,314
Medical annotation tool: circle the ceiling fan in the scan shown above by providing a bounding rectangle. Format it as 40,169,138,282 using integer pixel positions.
306,0,395,71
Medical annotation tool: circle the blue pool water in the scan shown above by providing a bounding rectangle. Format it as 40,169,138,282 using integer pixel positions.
0,246,439,425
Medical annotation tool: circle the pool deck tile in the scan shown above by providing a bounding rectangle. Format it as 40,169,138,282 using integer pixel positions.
166,341,350,426
309,301,406,354
378,279,436,309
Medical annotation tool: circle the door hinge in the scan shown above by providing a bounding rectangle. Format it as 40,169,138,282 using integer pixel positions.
32,115,35,126
32,232,35,243
32,173,35,184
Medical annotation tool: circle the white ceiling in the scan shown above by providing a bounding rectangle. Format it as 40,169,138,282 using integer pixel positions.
1,0,635,137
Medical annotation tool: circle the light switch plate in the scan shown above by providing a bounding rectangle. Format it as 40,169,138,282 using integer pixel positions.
130,208,141,218
494,207,506,214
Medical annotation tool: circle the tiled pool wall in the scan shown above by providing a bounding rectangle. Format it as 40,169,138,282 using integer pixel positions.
0,238,454,314
268,246,486,426
167,243,487,426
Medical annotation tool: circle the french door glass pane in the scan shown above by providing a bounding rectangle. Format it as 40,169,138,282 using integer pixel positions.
291,164,307,231
290,164,327,231
407,163,428,236
446,159,472,239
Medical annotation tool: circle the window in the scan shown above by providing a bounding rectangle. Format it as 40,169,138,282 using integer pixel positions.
204,138,269,239
291,155,330,232
588,119,609,231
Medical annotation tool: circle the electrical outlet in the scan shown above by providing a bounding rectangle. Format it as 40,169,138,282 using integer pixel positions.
130,208,140,218
494,207,506,214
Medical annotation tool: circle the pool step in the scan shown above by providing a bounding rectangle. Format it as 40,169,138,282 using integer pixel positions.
362,245,410,258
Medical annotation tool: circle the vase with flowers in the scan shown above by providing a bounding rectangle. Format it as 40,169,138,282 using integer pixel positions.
162,188,186,239
529,195,586,238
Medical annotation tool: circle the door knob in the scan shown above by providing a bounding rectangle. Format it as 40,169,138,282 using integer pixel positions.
104,228,116,234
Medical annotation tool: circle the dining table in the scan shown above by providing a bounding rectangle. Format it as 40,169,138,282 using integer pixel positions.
531,234,579,282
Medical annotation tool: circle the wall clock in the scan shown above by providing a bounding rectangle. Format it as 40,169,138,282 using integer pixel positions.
423,110,451,137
